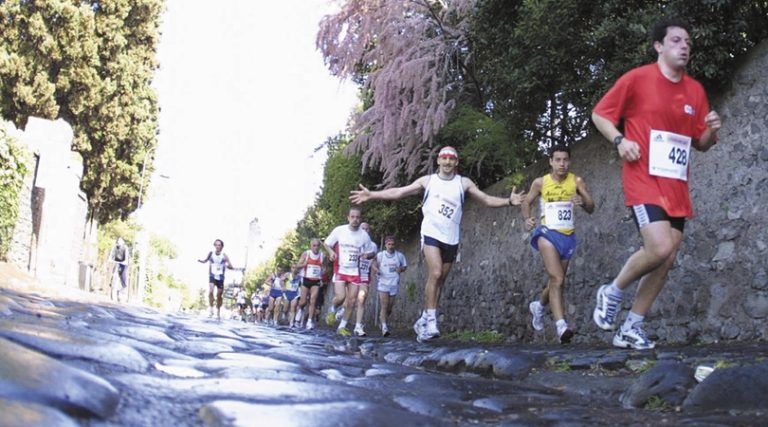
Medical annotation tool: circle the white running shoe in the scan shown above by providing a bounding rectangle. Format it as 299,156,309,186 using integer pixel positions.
354,324,366,337
417,318,440,342
593,284,622,331
305,319,315,330
208,307,214,318
335,307,345,322
556,321,574,344
613,324,656,350
529,301,545,331
413,317,427,336
381,324,390,337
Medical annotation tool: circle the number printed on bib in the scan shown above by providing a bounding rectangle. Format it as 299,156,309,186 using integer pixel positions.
649,129,691,181
437,204,455,219
305,264,322,279
544,201,574,230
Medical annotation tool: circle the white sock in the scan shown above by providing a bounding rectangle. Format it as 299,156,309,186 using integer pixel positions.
339,319,348,329
426,309,436,319
355,323,363,329
555,319,567,329
295,309,303,322
623,311,644,331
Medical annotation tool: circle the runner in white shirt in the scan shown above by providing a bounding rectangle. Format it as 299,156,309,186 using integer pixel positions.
373,236,407,336
197,239,235,320
350,146,524,342
351,223,377,337
322,206,374,336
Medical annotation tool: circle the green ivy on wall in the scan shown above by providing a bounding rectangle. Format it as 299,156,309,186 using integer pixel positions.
0,128,28,259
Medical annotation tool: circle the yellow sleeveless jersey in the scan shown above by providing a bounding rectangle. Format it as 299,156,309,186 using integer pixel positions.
539,172,577,235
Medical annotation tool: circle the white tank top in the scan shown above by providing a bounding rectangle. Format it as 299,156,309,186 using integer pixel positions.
210,252,226,279
421,174,464,245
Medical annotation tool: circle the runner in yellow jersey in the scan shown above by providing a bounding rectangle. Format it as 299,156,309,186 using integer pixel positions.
521,145,595,343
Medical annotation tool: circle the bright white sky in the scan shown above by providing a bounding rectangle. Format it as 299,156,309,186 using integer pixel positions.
142,1,358,286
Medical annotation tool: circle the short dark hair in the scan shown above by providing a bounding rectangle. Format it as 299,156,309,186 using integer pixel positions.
349,205,363,214
214,239,224,247
548,144,570,158
651,18,690,45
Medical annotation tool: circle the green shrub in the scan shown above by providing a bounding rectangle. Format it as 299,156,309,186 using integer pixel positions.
0,129,28,259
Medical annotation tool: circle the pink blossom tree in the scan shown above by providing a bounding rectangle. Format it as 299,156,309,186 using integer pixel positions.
317,0,478,186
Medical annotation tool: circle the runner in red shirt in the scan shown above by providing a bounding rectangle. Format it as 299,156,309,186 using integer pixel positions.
591,18,722,350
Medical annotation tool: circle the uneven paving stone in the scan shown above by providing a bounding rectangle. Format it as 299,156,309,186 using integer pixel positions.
173,339,234,356
3,285,768,426
199,400,441,427
683,361,768,412
0,320,149,372
525,371,633,403
620,361,696,409
0,337,120,418
0,398,79,427
112,376,370,403
153,362,207,378
109,325,176,344
468,348,544,379
0,294,22,315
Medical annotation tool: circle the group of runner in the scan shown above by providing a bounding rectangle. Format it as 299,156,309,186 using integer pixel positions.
200,19,722,350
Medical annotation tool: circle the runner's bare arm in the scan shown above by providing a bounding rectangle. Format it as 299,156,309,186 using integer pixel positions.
574,176,595,214
521,178,543,231
349,176,429,204
464,178,523,208
592,111,641,162
322,242,337,262
695,110,722,152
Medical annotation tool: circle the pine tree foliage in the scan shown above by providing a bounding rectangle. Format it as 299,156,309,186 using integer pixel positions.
0,0,162,223
318,0,478,186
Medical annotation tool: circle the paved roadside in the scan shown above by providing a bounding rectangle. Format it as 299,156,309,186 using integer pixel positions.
1,264,766,426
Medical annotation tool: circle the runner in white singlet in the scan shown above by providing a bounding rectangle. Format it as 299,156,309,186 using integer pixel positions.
350,146,524,342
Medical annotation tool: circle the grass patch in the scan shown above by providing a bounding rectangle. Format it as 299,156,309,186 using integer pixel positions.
628,359,657,373
443,329,506,344
714,359,736,369
645,395,669,410
404,281,417,304
545,358,571,372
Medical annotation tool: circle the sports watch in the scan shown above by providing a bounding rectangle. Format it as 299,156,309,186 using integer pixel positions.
612,135,624,146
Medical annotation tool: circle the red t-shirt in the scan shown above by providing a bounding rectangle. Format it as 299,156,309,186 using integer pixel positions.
593,63,709,217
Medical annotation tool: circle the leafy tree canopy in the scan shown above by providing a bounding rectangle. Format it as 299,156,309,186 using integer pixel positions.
319,0,768,182
0,0,163,223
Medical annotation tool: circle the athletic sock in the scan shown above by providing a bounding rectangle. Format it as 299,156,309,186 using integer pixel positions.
426,309,436,319
623,311,644,331
339,319,348,329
